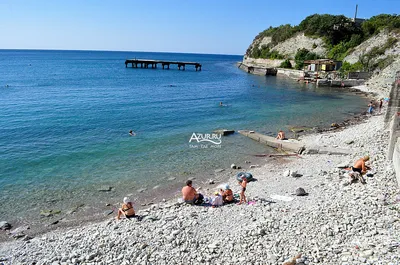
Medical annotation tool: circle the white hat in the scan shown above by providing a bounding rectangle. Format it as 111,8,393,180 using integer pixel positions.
123,197,131,204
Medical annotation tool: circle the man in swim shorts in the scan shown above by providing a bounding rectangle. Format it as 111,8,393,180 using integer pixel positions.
182,180,204,205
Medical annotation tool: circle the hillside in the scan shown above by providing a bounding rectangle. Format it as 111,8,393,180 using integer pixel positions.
244,13,400,78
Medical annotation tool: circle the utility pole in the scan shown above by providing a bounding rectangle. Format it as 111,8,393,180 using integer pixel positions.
354,4,358,21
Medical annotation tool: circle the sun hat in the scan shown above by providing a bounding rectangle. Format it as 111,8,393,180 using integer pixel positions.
123,197,131,204
224,184,230,190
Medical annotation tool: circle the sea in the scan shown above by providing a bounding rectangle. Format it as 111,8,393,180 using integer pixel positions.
0,50,368,230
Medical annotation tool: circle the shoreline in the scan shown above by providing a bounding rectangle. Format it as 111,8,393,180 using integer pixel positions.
1,81,398,264
0,81,378,244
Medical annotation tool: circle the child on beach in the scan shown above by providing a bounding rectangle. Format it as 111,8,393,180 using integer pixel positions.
211,191,223,207
238,176,247,205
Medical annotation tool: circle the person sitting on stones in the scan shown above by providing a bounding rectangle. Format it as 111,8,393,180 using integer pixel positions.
352,156,370,175
220,185,234,203
182,180,204,205
276,130,287,140
211,191,223,207
116,197,135,220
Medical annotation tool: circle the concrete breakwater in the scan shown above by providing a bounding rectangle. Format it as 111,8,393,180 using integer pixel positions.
238,130,352,155
237,62,277,76
239,58,367,87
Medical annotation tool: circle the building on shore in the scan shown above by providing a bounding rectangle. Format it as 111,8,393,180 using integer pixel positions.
303,59,342,72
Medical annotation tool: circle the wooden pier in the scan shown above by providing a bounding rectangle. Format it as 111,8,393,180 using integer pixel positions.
125,59,202,71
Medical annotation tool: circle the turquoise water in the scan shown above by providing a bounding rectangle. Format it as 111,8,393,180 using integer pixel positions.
0,50,368,225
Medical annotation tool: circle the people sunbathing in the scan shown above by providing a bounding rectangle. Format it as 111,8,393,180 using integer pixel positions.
211,191,223,207
276,130,287,140
116,197,135,220
220,185,234,203
182,180,204,205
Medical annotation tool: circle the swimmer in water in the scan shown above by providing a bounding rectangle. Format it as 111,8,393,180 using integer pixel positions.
129,130,136,136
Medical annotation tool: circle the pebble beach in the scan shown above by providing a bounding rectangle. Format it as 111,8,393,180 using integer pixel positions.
1,82,399,265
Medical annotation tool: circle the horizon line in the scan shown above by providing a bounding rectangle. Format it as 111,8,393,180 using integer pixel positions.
0,48,244,57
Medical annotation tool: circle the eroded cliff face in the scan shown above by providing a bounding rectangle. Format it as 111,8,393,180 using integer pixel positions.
244,28,400,83
245,33,327,60
269,33,326,58
344,30,400,64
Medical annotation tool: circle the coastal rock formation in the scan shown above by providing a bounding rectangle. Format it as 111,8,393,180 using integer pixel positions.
344,30,400,64
246,33,326,60
366,56,400,98
268,33,327,58
0,222,11,231
242,13,400,92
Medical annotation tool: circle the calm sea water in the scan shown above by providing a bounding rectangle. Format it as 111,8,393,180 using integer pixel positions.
0,50,368,226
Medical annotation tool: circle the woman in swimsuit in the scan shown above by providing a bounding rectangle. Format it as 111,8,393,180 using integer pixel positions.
116,197,135,219
220,186,234,203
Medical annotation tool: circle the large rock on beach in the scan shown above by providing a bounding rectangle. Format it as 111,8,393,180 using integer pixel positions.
213,129,235,136
0,221,11,230
98,186,113,192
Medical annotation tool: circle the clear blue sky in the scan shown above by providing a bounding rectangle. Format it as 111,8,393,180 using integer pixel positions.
0,0,398,55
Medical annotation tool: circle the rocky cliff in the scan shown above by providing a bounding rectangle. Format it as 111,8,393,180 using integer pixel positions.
243,14,400,86
245,33,327,61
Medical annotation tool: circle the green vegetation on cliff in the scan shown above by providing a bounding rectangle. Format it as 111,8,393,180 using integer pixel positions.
294,48,319,70
247,13,400,63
